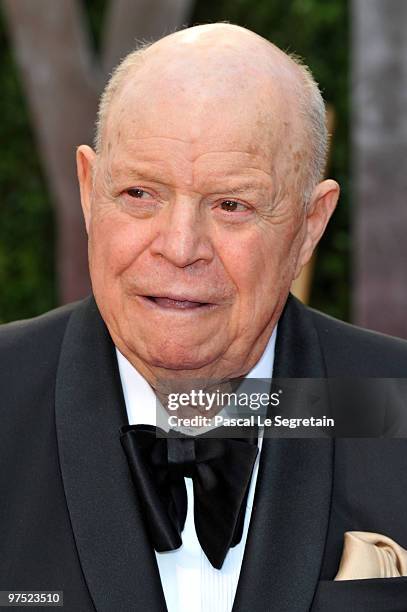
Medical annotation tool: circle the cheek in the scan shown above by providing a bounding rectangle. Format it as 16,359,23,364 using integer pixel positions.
218,228,291,289
89,213,151,278
216,224,301,312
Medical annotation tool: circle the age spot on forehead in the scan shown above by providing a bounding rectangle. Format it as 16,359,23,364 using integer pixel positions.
291,149,305,177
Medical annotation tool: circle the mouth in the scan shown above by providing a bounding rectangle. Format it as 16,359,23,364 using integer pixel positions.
138,295,217,311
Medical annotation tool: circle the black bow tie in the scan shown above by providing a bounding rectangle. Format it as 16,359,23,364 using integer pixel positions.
120,424,259,569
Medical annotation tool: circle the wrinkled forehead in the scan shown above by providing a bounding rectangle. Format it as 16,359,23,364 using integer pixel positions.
101,47,301,168
106,97,274,167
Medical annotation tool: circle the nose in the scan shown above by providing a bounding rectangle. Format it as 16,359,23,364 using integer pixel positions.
149,196,214,268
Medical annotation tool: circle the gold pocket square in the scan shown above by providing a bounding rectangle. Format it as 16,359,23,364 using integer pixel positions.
335,531,407,580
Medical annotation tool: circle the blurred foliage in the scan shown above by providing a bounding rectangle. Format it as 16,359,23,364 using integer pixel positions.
85,0,108,52
0,0,349,323
0,7,56,323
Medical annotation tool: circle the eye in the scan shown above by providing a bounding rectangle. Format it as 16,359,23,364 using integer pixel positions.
219,199,248,213
126,188,152,199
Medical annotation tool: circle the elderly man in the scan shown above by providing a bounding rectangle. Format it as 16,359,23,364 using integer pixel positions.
1,23,407,612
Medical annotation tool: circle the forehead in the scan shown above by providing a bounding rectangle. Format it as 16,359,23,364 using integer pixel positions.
112,82,273,144
103,111,282,195
112,42,300,138
99,42,305,194
104,83,294,184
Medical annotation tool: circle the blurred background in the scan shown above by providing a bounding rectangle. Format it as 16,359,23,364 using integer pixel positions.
0,0,406,337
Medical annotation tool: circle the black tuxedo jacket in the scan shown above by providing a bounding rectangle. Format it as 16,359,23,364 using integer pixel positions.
1,294,407,612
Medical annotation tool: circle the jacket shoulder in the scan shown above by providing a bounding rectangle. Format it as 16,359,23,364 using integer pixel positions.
0,301,79,354
0,300,83,398
308,305,407,376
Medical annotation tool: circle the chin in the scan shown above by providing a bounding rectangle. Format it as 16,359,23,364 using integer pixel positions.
146,345,218,373
150,355,211,372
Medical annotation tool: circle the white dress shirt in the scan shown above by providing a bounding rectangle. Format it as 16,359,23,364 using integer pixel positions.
116,327,277,612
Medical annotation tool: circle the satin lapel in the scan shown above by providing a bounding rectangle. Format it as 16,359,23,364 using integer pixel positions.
233,295,334,612
55,297,167,612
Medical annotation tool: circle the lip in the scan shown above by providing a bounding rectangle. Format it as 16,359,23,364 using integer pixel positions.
142,291,216,303
137,294,218,312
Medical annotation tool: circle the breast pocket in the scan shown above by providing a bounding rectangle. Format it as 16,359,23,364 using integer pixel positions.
311,577,407,612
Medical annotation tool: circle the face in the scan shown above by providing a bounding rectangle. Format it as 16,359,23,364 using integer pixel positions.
77,52,339,386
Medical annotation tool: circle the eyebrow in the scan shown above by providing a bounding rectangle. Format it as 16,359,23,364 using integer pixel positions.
107,164,271,196
219,184,267,195
109,165,170,185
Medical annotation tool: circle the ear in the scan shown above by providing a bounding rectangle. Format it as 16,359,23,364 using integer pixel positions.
76,145,97,234
294,179,340,279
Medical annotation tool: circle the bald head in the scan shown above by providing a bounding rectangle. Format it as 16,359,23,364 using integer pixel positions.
95,23,328,205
